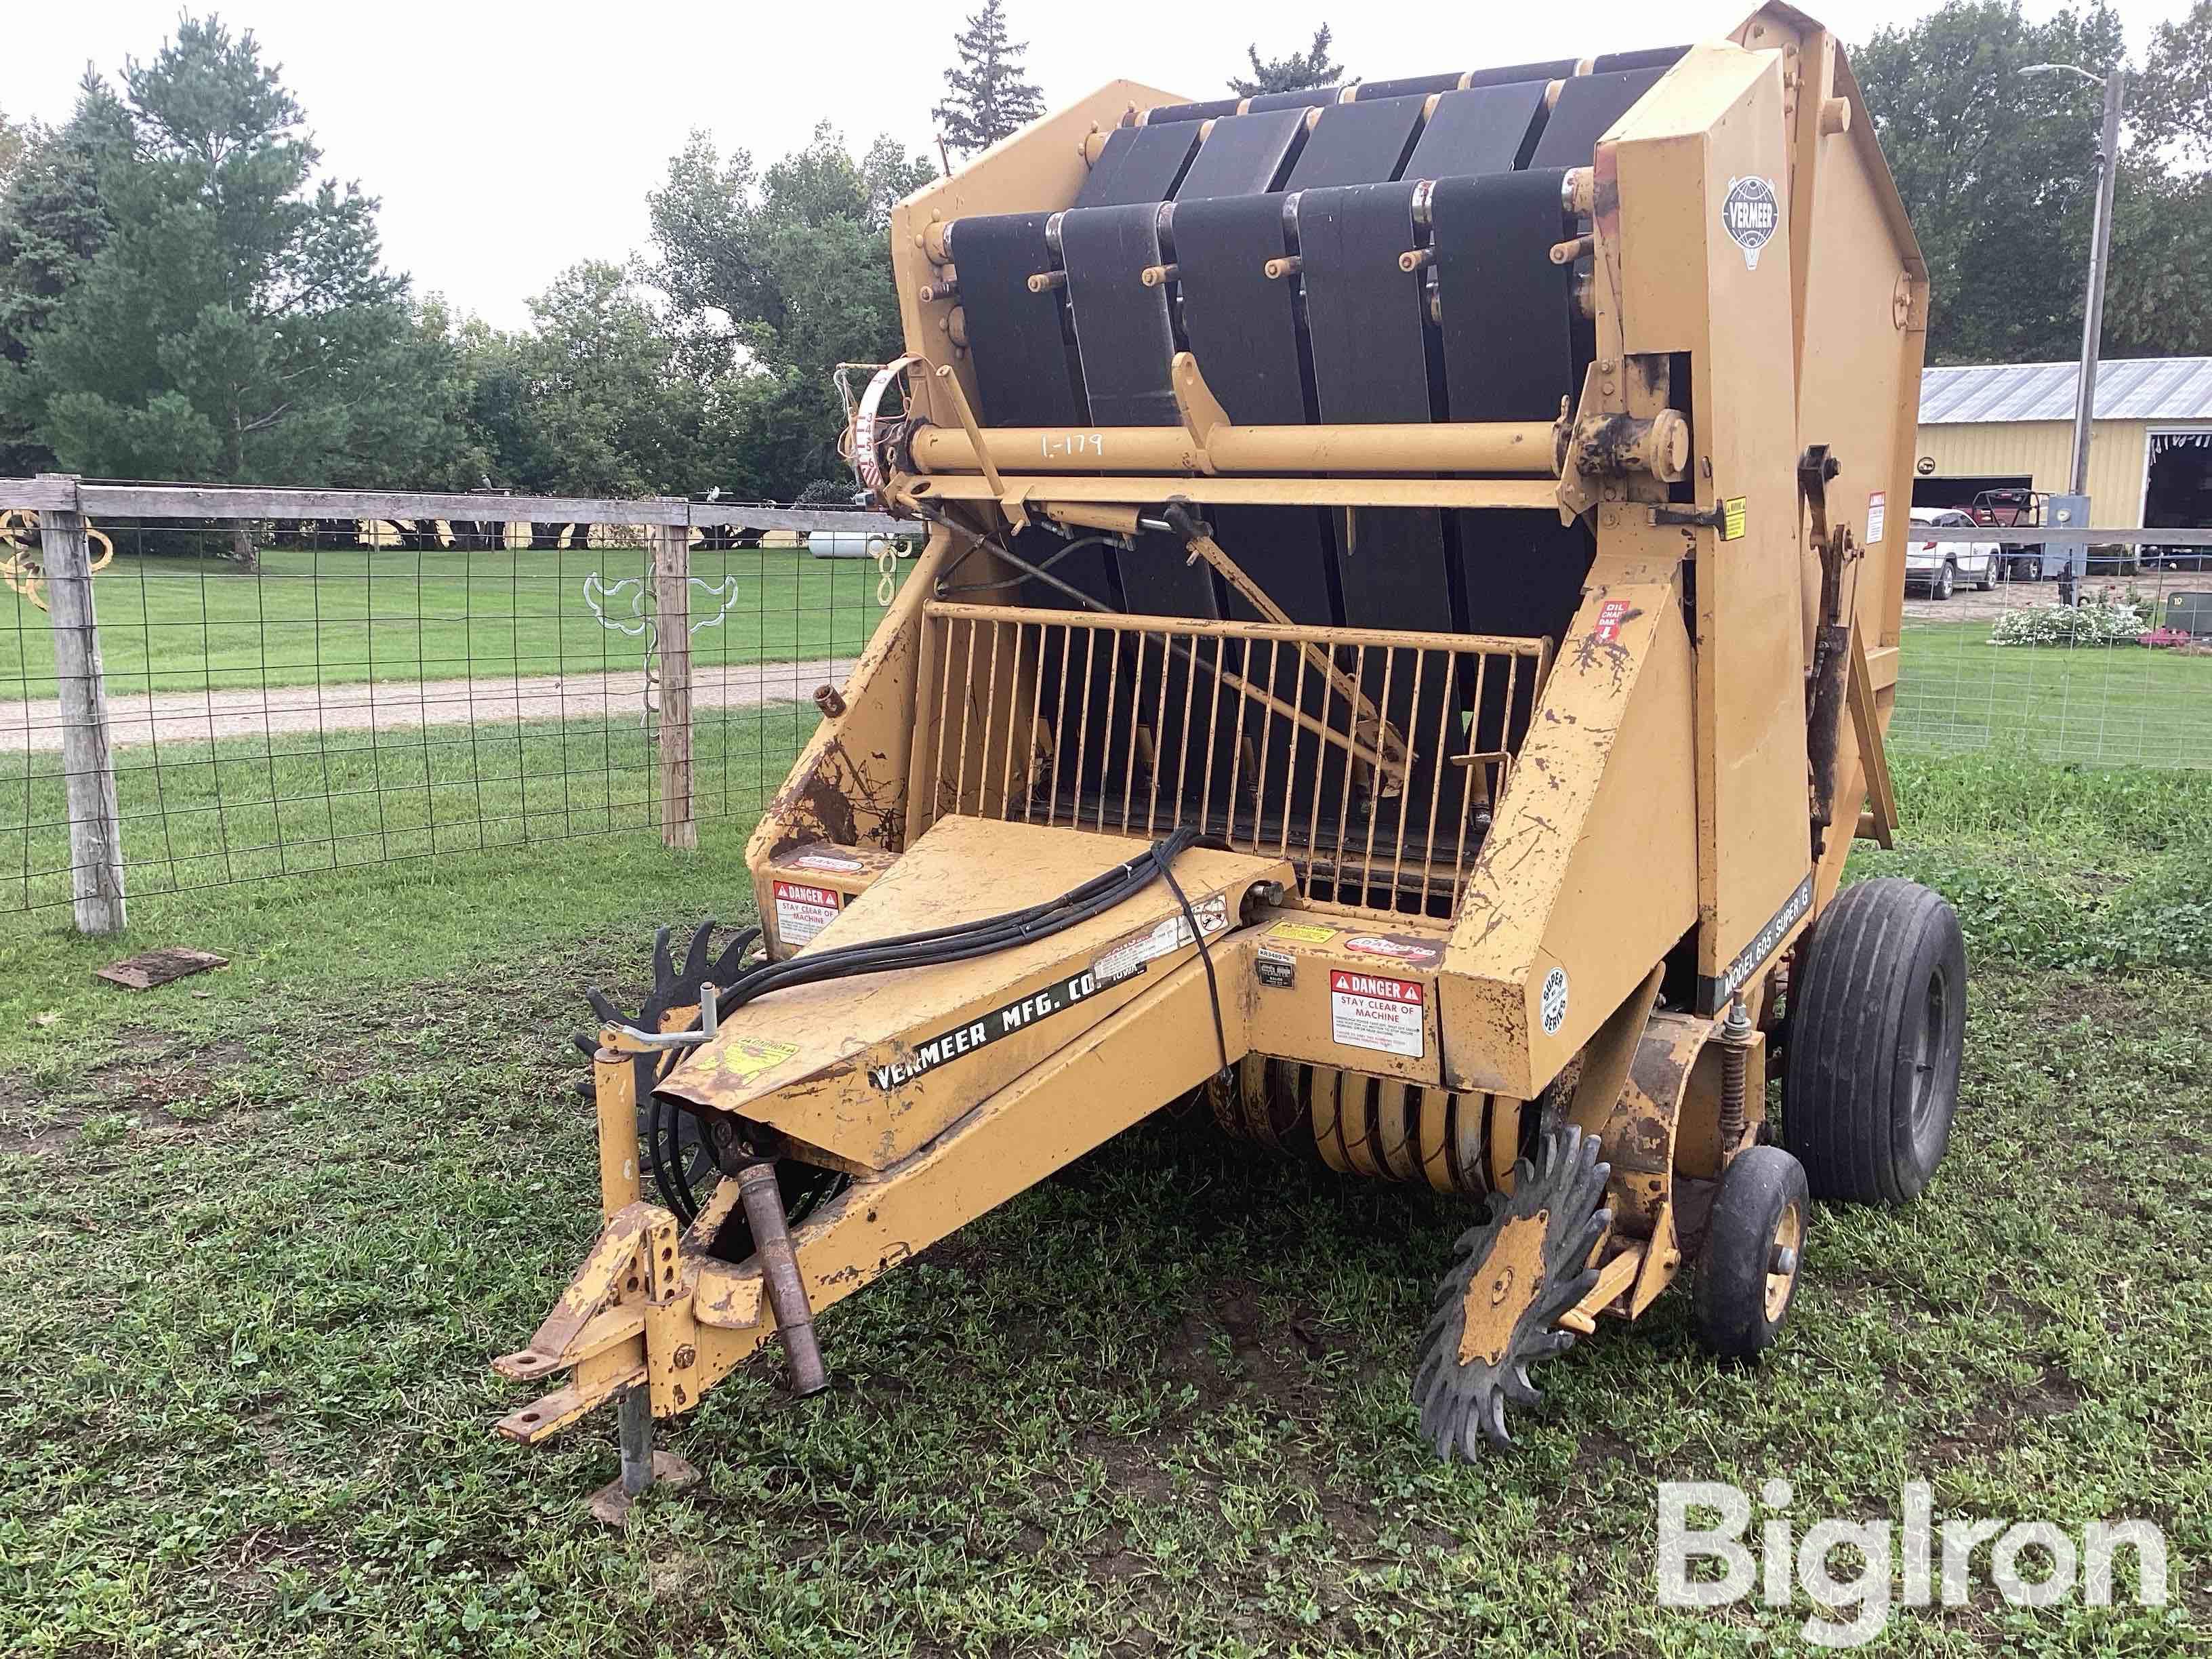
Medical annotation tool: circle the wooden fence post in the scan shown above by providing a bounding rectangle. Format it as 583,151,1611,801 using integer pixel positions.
651,512,696,851
38,478,128,933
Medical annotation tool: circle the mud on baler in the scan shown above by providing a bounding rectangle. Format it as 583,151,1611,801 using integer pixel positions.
497,5,1967,1504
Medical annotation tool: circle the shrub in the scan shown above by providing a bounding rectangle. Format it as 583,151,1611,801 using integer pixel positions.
1988,599,2151,647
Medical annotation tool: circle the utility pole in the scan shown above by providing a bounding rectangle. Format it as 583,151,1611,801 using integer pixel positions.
2024,61,2125,499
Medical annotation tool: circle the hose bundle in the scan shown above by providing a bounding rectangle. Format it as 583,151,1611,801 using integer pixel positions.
642,826,1206,1224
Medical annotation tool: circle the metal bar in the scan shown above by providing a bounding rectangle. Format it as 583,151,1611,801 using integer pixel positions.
1225,636,1254,848
1359,646,1399,899
0,479,904,534
923,600,1542,658
1387,649,1425,907
617,1384,654,1498
952,617,978,815
1010,622,1039,820
1250,637,1279,855
1098,629,1124,832
909,417,1561,478
1913,525,2212,546
1145,628,1172,835
923,476,1565,511
978,615,1005,817
1047,623,1075,825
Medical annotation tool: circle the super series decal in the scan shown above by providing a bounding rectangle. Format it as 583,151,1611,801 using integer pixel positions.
868,969,1103,1090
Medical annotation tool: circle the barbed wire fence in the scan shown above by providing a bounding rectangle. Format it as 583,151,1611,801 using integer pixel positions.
1,478,914,933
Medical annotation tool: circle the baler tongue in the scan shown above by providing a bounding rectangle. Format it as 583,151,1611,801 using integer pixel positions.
659,817,1288,1173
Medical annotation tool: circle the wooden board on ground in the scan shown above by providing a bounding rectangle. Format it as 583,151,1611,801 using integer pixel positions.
96,947,229,991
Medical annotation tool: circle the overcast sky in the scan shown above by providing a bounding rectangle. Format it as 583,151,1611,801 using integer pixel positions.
10,0,2194,329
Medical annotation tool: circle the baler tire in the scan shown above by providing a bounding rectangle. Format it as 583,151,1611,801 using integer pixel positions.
1781,878,1966,1206
1693,1145,1808,1361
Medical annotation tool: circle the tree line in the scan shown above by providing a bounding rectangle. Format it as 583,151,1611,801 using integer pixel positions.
0,1,2207,535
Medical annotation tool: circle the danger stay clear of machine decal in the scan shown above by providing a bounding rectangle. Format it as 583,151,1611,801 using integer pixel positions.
772,880,842,947
1721,176,1780,270
1866,491,1887,544
1329,970,1425,1059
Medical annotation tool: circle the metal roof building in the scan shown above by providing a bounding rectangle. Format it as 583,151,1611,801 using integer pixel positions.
1915,357,2212,526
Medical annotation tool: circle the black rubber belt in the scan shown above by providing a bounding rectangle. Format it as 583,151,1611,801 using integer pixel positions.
1286,95,1426,188
951,212,1083,429
1405,81,1551,176
1530,66,1668,167
1175,108,1306,201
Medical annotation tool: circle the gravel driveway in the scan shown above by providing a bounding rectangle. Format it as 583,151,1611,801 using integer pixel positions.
0,657,853,755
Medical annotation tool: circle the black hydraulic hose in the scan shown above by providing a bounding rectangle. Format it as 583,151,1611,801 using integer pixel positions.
645,826,1202,1222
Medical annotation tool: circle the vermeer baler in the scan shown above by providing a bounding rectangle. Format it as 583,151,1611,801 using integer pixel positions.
497,3,1968,1503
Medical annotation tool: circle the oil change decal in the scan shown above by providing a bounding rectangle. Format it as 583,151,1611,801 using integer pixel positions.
1093,894,1229,988
1256,949,1296,989
716,1037,800,1085
1330,970,1425,1059
1698,872,1814,1011
1269,921,1338,945
869,968,1103,1089
1343,933,1443,967
1591,599,1632,644
1721,176,1779,270
773,880,841,947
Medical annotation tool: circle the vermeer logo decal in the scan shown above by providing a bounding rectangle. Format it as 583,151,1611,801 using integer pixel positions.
1721,176,1779,270
869,969,1102,1090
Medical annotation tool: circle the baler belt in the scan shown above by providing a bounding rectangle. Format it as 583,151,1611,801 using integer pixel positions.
1061,203,1180,428
1173,194,1305,426
1529,66,1668,166
1286,95,1426,189
1465,58,1578,88
1404,82,1550,176
1175,108,1307,200
1430,167,1574,422
1078,120,1203,207
1248,85,1345,112
950,213,1083,429
1299,182,1433,425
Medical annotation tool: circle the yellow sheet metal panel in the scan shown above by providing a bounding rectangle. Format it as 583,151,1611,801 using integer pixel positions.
1609,45,1816,994
1913,419,2149,520
671,816,1288,1172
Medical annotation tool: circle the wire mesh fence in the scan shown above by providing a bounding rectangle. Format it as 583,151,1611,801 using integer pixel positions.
1887,549,2211,768
3,480,2205,930
1,487,914,919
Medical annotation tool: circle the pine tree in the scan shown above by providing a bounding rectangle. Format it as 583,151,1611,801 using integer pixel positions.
1229,24,1344,97
933,1,1045,158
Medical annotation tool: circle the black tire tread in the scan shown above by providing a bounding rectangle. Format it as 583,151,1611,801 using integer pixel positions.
1783,878,1964,1206
1694,1145,1807,1361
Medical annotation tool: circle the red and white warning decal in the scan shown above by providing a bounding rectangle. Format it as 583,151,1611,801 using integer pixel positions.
1329,970,1425,1059
1343,933,1443,966
1866,491,1887,545
1593,598,1633,644
772,880,842,947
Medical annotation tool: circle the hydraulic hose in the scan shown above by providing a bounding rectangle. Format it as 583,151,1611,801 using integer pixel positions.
646,825,1202,1221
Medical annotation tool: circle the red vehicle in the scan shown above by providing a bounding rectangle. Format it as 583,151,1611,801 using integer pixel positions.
1970,487,2047,581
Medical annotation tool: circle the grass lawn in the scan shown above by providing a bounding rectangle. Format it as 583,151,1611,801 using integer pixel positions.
1893,619,2211,767
1,750,2207,1654
1,705,819,913
1,546,907,699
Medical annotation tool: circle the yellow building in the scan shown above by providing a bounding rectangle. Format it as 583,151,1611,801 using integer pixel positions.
1914,357,2212,530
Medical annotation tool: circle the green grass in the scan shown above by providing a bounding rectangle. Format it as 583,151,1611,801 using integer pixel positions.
1,546,906,697
1,705,818,913
1,759,2207,1653
1893,619,2212,767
